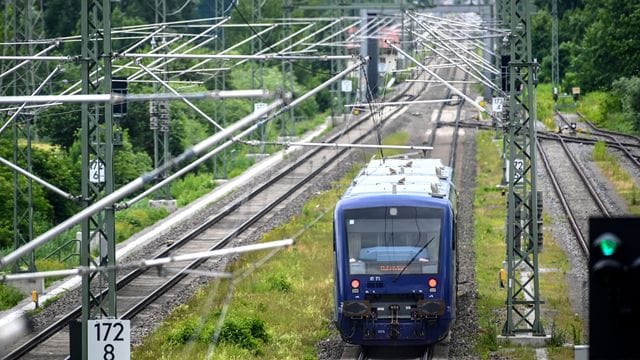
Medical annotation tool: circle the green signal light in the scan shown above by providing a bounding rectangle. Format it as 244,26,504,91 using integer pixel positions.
596,233,620,256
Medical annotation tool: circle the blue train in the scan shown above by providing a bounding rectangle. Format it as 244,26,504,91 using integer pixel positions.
333,157,457,346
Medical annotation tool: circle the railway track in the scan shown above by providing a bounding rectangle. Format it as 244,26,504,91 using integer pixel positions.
2,66,442,360
341,343,442,360
336,65,469,360
556,111,640,168
537,134,612,257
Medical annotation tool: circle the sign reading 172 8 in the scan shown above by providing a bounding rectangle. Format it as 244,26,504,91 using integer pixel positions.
88,319,130,360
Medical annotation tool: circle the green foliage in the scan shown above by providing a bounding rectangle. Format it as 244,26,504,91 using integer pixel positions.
171,173,217,207
547,321,568,347
218,316,270,351
571,322,583,345
0,283,24,310
165,317,200,346
536,83,556,129
115,205,169,243
611,77,640,131
37,104,80,149
592,141,607,161
265,274,292,293
163,313,269,353
479,321,499,352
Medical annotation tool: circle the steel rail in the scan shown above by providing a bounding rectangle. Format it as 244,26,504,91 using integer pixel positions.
554,134,610,216
2,65,425,360
536,135,613,258
556,111,640,168
536,138,589,257
448,71,469,175
576,112,640,144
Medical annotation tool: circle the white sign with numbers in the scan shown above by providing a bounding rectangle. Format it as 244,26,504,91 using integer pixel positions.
492,97,504,113
341,79,352,92
88,319,130,360
89,160,105,184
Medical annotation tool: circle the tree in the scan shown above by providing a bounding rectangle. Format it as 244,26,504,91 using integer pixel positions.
570,0,640,90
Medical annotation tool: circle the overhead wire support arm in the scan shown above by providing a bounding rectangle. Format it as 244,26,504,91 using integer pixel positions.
122,53,357,61
0,65,62,136
0,96,287,269
0,156,79,200
412,37,500,93
137,62,228,131
0,239,294,282
0,90,271,104
243,141,433,152
119,58,364,210
0,42,60,81
385,40,494,119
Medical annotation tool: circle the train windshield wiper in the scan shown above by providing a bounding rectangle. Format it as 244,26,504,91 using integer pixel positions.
393,235,435,282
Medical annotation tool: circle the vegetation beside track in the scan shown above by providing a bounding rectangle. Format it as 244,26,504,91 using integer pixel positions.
0,113,329,308
474,131,581,359
592,141,640,215
133,132,409,359
537,83,556,130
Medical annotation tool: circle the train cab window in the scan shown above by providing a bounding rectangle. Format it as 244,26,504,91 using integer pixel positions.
344,206,443,275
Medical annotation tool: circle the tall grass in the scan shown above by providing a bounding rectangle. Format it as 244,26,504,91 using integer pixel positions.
537,83,557,130
474,131,582,358
591,141,640,214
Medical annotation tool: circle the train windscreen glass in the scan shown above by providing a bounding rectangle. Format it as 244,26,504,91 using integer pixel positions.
344,206,443,275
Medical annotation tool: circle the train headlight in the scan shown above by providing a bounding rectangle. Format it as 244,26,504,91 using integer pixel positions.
351,279,360,289
427,278,438,288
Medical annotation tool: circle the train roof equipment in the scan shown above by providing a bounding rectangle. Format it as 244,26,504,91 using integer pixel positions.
343,158,453,199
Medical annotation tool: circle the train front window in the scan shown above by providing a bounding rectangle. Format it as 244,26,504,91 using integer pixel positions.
344,206,443,275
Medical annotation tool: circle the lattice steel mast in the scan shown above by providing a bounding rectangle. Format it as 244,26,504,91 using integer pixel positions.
3,0,45,274
80,0,116,358
151,0,172,199
551,0,559,101
213,2,228,179
280,0,295,137
503,0,544,336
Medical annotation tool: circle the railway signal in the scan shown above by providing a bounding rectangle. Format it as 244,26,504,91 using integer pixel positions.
589,217,640,359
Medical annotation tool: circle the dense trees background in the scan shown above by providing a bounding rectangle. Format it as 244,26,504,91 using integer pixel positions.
533,0,640,91
0,0,332,252
1,0,638,251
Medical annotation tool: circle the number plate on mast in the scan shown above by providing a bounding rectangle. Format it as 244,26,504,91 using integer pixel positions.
88,319,130,360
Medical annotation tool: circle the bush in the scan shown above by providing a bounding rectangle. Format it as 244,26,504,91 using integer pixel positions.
266,274,292,293
479,321,499,352
115,205,169,243
165,317,199,346
218,316,269,352
0,283,24,310
171,173,217,206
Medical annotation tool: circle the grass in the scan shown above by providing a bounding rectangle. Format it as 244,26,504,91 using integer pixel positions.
473,131,582,359
537,83,557,130
591,141,640,214
382,131,410,157
577,91,636,134
133,132,412,359
132,169,354,360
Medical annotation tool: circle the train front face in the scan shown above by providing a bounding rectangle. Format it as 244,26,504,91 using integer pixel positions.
333,195,456,346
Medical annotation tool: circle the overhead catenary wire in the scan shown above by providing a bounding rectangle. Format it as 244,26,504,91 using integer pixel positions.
385,40,495,121
117,58,365,209
0,239,293,282
0,96,287,269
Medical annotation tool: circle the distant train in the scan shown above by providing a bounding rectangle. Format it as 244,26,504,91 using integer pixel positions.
333,157,457,346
